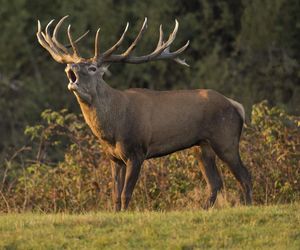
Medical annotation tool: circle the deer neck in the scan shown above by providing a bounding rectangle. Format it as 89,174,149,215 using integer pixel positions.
76,79,124,144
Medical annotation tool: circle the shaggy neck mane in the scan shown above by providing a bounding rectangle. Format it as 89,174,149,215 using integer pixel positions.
77,78,125,144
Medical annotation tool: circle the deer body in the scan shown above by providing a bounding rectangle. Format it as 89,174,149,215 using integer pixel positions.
76,78,239,159
37,16,252,211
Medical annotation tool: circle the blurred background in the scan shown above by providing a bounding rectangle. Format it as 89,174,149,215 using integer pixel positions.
1,0,300,159
0,0,299,211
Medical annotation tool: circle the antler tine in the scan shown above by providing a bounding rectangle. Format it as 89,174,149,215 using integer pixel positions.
101,22,129,59
37,20,56,55
146,24,164,57
44,19,66,55
45,19,55,44
121,17,148,57
150,19,178,56
52,15,69,53
67,24,80,56
37,20,66,63
156,24,164,49
93,28,101,59
172,40,190,55
65,30,90,48
160,40,190,57
164,19,179,48
159,40,190,66
52,16,89,49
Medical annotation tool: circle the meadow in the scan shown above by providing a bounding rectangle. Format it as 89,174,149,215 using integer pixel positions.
1,203,299,249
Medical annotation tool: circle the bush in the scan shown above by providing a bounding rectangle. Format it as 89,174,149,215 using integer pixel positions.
0,101,299,212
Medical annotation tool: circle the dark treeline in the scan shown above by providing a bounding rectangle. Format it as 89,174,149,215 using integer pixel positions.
0,0,299,161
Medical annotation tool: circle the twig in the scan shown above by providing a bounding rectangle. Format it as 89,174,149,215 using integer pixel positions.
0,190,10,213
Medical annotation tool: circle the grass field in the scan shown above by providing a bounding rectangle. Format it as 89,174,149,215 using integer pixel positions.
0,204,299,250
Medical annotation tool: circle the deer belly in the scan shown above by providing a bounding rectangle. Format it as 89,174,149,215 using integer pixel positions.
146,128,200,158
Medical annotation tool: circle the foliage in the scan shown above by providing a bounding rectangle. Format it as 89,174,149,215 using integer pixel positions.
0,101,299,212
1,0,300,162
242,101,300,204
0,204,300,249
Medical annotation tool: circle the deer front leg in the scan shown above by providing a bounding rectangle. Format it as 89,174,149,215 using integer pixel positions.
121,157,144,211
111,160,126,212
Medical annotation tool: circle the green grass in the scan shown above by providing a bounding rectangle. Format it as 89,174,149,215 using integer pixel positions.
0,204,299,250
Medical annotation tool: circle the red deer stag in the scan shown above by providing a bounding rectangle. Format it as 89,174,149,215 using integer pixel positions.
36,16,252,211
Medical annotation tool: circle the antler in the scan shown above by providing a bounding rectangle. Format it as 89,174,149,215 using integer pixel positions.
36,15,89,64
37,16,189,66
98,18,189,66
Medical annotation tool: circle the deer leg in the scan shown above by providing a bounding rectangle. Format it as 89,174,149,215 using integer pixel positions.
198,142,223,209
121,157,144,210
208,108,252,205
224,153,252,205
111,160,126,212
211,141,252,205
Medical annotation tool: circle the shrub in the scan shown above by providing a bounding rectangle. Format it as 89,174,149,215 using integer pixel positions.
0,101,299,212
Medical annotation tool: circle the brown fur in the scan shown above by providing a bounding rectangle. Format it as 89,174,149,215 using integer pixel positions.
64,63,252,211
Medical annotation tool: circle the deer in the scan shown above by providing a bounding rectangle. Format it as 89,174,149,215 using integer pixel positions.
36,16,252,211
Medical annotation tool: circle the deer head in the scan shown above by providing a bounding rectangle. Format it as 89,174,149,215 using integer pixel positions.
36,16,189,104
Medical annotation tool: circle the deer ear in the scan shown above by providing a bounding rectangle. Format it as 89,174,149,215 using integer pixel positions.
100,63,111,77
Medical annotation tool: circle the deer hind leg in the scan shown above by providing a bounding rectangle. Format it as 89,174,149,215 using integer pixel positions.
208,107,252,205
211,139,252,205
198,141,223,209
224,151,252,205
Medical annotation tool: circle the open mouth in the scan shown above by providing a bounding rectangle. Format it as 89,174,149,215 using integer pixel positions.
67,69,77,83
67,69,78,91
67,69,79,91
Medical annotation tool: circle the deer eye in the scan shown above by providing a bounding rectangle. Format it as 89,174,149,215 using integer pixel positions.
88,66,97,72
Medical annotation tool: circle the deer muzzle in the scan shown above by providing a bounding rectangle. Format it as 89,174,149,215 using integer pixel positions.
66,64,79,91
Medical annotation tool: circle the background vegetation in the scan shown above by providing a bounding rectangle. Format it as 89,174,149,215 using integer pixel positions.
0,0,299,212
0,101,299,212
